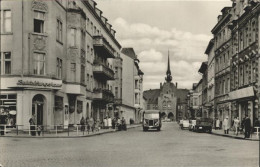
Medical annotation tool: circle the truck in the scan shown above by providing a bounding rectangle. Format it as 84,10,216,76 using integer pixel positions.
193,117,213,133
143,110,162,131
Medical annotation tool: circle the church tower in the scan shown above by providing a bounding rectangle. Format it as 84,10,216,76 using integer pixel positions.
165,51,172,83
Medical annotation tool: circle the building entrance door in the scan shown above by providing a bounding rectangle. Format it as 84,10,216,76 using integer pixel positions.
32,94,45,125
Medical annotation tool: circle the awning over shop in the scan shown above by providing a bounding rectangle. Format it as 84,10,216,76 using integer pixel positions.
229,86,254,101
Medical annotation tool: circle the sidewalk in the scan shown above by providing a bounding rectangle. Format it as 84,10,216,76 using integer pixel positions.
0,124,142,138
211,129,259,141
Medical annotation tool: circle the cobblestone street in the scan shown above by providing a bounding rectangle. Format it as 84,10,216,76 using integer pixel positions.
0,122,258,167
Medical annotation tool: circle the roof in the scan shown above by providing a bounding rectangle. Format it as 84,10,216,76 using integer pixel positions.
143,89,160,104
205,39,214,55
198,61,208,74
121,48,137,59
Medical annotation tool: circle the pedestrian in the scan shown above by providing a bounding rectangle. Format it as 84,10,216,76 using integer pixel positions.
108,116,112,129
223,117,230,134
103,116,108,129
241,117,246,134
233,117,240,136
112,117,116,129
37,125,42,136
89,117,94,132
80,116,85,132
29,115,36,136
244,115,251,139
215,118,220,130
85,117,90,133
0,111,7,135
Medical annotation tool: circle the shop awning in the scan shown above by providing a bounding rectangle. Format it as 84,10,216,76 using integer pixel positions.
229,86,254,101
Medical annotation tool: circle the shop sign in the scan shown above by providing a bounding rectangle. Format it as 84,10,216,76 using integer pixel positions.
17,80,62,88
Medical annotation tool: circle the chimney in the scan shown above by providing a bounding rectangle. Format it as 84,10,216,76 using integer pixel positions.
176,82,178,88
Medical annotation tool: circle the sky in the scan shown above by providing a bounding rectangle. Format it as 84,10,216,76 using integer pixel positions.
95,0,232,91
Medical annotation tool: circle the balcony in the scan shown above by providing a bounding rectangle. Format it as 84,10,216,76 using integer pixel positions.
93,36,115,58
93,88,114,103
114,98,122,105
93,61,114,80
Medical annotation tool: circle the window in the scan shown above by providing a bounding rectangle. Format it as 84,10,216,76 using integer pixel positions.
115,87,118,98
81,30,85,49
69,28,76,47
56,58,62,79
56,19,63,43
2,10,12,33
90,22,93,34
115,67,118,78
0,52,11,74
34,11,45,33
33,52,45,75
80,65,85,84
70,63,76,82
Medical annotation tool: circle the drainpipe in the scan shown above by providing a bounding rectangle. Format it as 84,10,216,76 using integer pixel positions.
22,0,24,77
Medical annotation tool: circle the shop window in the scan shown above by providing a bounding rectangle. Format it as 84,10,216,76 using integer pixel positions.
34,11,45,33
0,52,11,74
55,96,63,111
77,100,83,114
0,94,17,126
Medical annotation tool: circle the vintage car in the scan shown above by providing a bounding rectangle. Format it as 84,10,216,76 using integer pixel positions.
181,120,189,130
143,110,161,131
193,117,213,133
189,120,196,131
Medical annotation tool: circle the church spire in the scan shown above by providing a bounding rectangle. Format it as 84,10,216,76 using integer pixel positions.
165,50,172,82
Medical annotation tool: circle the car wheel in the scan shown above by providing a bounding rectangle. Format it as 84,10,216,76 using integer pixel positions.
157,127,161,131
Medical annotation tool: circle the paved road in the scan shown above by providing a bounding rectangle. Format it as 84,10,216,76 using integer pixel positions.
0,122,259,167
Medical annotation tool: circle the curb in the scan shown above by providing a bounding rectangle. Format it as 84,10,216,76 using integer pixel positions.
211,132,259,141
0,125,142,139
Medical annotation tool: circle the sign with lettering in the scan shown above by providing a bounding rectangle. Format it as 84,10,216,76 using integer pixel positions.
17,80,62,88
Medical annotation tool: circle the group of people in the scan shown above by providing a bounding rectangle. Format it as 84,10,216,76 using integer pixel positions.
80,117,98,133
29,115,42,136
80,116,127,132
112,117,127,131
215,115,253,139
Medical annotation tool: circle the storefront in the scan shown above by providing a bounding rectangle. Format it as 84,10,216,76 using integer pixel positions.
229,86,256,126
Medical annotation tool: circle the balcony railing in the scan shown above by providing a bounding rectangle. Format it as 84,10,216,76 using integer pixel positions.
114,98,122,105
93,88,114,103
93,64,114,80
93,35,115,58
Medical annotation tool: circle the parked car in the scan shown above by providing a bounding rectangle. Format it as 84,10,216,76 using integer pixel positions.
193,117,213,133
189,119,196,131
182,120,189,130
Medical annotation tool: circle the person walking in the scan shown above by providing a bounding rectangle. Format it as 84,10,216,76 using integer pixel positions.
215,118,220,130
108,116,112,129
223,117,230,134
244,115,251,139
85,117,90,133
29,115,36,136
233,117,240,136
80,116,85,132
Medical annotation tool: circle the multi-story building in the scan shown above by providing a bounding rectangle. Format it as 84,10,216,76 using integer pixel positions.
229,0,260,126
205,39,215,119
212,6,233,124
0,0,122,129
120,48,144,124
198,61,209,118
